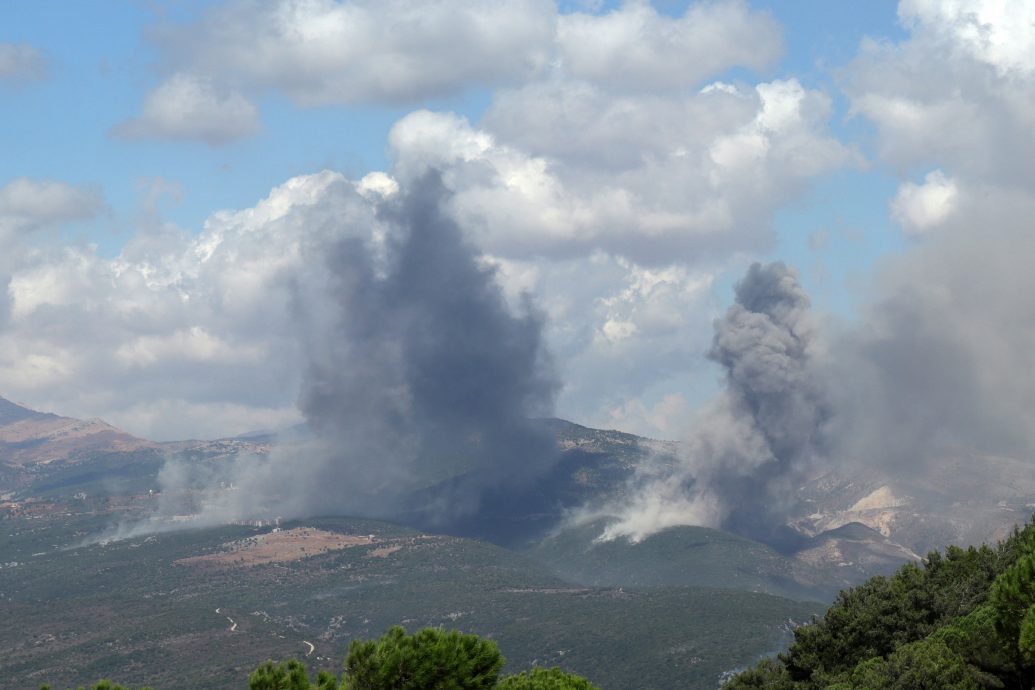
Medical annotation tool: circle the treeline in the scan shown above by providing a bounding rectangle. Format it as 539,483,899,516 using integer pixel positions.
42,626,598,690
724,517,1035,689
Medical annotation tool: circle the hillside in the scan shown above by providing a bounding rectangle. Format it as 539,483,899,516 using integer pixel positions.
723,517,1035,689
0,512,819,690
530,520,816,600
0,397,154,469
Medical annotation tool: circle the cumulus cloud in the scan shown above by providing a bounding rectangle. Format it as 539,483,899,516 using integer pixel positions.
890,169,959,234
0,178,104,327
149,0,780,106
153,0,557,106
0,171,352,439
0,43,47,83
846,0,1035,188
122,0,787,148
389,78,852,264
112,73,260,145
0,178,104,236
556,0,782,91
898,0,1035,75
7,2,851,451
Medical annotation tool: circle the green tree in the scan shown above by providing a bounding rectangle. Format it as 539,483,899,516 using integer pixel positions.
990,550,1035,647
845,639,979,690
249,659,336,690
341,626,504,690
496,667,600,690
719,657,794,689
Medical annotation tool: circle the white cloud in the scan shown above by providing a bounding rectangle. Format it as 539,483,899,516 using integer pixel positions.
156,0,557,106
123,0,785,146
557,0,782,91
0,178,104,238
390,78,853,264
486,253,720,437
891,169,959,234
0,171,376,440
112,73,260,145
899,0,1035,75
846,1,1035,188
0,3,861,441
0,43,47,83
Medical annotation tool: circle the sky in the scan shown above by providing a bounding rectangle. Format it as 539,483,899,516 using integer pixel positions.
0,0,1029,443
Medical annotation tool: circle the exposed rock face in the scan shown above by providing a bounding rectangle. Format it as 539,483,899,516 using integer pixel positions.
791,451,1035,565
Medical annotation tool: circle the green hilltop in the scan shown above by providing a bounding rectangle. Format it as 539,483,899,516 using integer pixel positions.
724,517,1035,689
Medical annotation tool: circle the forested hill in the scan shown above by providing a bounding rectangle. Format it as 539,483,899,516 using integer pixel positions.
723,518,1035,689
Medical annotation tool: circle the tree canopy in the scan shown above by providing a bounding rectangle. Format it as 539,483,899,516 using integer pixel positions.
242,626,597,690
723,517,1035,689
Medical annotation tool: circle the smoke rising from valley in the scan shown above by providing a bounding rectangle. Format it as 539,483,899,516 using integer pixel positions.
104,175,1035,554
291,173,559,524
590,194,1035,546
109,173,559,539
587,262,828,546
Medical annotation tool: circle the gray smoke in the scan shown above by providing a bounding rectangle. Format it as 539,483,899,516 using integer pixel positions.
702,262,828,543
593,190,1035,546
826,192,1035,472
108,172,559,540
291,173,559,524
588,262,827,546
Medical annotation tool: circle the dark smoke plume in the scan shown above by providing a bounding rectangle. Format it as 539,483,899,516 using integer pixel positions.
587,262,827,546
591,194,1035,548
110,172,559,539
704,262,828,545
293,173,559,525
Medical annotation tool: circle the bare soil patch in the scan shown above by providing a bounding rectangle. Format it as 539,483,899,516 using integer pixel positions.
177,528,373,568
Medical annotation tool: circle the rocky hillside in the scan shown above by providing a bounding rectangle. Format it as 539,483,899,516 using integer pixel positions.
0,397,155,468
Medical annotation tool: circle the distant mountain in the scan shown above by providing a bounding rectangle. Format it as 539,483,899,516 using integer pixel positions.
0,396,154,468
0,397,273,501
3,399,1033,597
792,452,1035,558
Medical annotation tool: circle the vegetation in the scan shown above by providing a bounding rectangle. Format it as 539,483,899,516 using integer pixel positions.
496,667,601,690
46,628,597,690
246,627,599,690
722,518,1035,689
3,513,816,690
341,626,504,690
530,520,828,601
40,683,152,690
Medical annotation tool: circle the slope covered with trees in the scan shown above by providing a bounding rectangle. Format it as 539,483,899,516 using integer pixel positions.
723,518,1035,689
45,627,598,690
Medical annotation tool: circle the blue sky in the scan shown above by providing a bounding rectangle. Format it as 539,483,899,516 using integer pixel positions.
2,0,901,269
0,0,1020,440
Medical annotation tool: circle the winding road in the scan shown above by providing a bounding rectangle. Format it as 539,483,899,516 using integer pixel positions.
215,607,238,632
303,640,315,657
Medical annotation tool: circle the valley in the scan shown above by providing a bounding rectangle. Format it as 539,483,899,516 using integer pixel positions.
1,397,1033,689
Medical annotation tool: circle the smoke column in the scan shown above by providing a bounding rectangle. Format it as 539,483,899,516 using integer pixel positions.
593,193,1035,548
592,262,826,547
292,173,559,524
111,172,559,538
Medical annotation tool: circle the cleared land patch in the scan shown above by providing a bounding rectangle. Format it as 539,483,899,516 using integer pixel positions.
177,527,373,567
